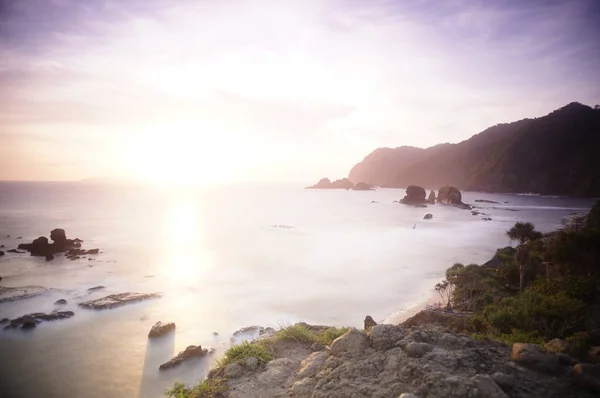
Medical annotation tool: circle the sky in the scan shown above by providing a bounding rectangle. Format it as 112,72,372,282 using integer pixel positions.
1,0,599,184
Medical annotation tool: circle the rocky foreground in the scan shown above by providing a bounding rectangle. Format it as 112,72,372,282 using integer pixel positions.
203,320,599,398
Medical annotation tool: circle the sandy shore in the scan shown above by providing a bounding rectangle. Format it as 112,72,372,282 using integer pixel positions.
384,288,441,325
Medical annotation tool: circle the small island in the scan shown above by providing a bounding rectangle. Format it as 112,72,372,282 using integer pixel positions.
306,178,374,190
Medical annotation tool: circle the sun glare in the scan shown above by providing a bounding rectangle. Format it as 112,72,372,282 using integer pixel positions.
127,122,243,185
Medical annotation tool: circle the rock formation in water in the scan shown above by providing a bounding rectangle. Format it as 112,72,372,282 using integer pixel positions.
437,186,471,209
149,321,176,338
159,345,210,370
400,185,428,205
3,311,75,330
427,190,436,204
307,178,356,190
79,292,161,310
17,228,90,260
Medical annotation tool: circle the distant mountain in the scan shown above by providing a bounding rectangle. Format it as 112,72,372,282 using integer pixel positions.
348,102,600,197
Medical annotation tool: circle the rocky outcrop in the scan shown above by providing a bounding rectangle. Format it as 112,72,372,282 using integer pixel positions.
79,292,161,310
400,185,427,205
211,322,596,398
511,343,560,373
0,285,48,303
17,229,88,260
352,182,374,191
364,315,377,330
148,321,176,338
572,363,600,392
3,311,75,330
427,190,436,204
307,178,355,189
159,345,210,370
437,186,471,209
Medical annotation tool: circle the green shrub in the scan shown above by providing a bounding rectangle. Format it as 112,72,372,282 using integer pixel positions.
165,378,227,398
217,341,272,368
272,324,349,345
481,290,585,339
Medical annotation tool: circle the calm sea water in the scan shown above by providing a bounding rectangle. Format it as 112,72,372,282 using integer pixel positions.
0,182,595,398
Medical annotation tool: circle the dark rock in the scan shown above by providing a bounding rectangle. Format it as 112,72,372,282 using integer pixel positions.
364,315,377,330
87,286,105,292
427,190,436,204
471,210,480,216
400,185,427,204
414,204,428,208
511,343,559,373
159,345,209,370
54,299,68,305
0,318,9,323
148,321,176,338
73,238,84,243
16,236,22,239
0,251,4,256
21,321,36,329
66,248,100,259
353,182,374,190
572,363,600,392
475,199,500,204
483,217,492,221
45,254,54,261
79,292,161,310
0,244,3,247
437,186,471,209
423,213,433,220
50,228,67,246
4,311,75,330
7,249,25,254
0,276,2,281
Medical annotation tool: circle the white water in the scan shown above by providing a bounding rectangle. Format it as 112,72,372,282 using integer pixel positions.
0,182,594,398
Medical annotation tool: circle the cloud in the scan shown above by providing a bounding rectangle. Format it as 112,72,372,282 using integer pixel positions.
0,0,599,181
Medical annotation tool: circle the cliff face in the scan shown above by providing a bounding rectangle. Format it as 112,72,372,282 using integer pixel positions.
348,103,600,196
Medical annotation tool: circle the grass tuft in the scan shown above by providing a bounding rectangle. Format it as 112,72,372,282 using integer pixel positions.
272,324,350,345
217,340,273,368
165,378,227,398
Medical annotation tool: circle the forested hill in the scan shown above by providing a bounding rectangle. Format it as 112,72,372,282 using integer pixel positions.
348,102,600,196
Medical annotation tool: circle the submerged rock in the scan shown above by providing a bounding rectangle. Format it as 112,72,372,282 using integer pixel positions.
159,345,209,370
7,249,25,254
400,185,427,205
54,299,68,305
3,311,75,330
0,285,47,303
423,213,433,220
148,321,176,338
87,285,106,292
475,199,500,204
79,292,161,310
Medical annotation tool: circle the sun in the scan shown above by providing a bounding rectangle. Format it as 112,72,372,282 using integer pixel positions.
127,121,242,185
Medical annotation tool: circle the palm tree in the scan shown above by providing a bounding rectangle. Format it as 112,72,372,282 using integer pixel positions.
507,222,542,291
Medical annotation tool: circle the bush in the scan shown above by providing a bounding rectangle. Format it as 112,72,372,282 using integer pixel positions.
166,378,227,398
272,324,349,345
481,290,585,339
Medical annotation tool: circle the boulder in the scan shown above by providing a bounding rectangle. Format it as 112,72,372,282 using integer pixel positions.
544,338,569,353
427,190,436,204
471,374,509,398
30,236,50,256
353,182,374,190
245,357,259,370
0,251,4,256
148,321,176,338
438,186,470,209
330,328,368,358
54,299,68,305
368,324,405,351
224,362,244,378
405,342,433,358
159,345,208,370
572,363,600,392
291,377,317,397
364,315,377,330
400,185,427,204
21,321,36,329
423,213,433,220
511,343,559,373
297,351,328,379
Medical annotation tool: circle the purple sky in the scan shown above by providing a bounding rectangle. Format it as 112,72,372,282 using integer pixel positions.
1,0,599,183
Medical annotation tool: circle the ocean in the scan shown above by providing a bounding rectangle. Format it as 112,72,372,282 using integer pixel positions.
0,182,595,398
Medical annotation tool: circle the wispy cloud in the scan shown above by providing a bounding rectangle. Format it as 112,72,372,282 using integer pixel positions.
1,0,599,181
